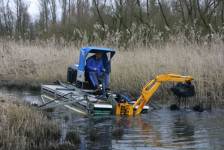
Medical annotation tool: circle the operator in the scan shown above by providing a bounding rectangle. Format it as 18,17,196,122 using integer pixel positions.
85,52,110,91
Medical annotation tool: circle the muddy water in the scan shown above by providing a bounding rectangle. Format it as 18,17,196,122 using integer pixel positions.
1,88,224,150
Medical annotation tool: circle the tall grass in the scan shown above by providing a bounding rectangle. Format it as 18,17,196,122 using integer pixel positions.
0,96,61,150
111,42,224,106
0,38,223,105
0,39,79,83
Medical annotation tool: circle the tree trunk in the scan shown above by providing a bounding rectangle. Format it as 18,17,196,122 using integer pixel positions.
146,0,149,16
93,0,105,29
136,0,144,24
196,0,212,44
62,0,67,25
158,0,170,28
221,0,224,25
179,0,186,24
50,0,56,25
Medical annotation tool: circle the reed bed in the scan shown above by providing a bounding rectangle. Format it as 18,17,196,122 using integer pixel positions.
0,39,223,106
0,95,61,150
0,40,79,83
0,95,81,150
112,43,224,105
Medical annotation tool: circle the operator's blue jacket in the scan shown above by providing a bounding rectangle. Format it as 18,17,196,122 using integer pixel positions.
85,54,110,89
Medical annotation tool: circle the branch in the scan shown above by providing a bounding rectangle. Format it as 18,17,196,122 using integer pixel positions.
93,0,105,29
158,0,170,28
197,0,210,31
179,0,186,24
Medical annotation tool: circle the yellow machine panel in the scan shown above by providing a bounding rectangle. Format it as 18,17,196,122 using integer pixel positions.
115,102,134,116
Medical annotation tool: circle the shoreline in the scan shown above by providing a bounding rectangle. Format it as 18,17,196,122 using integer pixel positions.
0,95,80,150
0,80,41,91
0,79,223,109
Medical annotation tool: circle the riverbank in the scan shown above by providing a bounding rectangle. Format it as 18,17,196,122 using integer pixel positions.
0,39,223,105
0,95,80,150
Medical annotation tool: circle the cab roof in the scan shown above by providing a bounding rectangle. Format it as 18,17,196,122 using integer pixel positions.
78,47,115,71
81,47,115,54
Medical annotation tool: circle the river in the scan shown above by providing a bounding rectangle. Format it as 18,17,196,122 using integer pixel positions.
1,87,224,150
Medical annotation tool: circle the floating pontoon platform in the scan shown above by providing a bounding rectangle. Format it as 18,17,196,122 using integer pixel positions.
40,84,149,116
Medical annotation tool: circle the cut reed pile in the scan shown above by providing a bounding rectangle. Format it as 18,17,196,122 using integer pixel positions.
0,39,223,105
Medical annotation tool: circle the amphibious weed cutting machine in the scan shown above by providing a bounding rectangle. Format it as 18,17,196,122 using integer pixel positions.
40,47,195,116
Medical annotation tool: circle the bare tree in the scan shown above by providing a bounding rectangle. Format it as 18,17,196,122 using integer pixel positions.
93,0,105,29
61,0,67,25
113,0,129,31
136,0,144,24
0,0,223,43
146,0,149,16
158,0,170,28
179,0,186,24
222,0,224,25
49,0,57,25
0,0,14,36
39,0,49,32
14,0,30,39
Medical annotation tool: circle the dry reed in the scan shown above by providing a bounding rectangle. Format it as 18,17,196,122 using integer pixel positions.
0,95,61,150
113,43,224,106
0,39,223,105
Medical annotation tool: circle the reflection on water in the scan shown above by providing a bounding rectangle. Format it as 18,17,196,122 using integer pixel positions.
1,88,224,150
172,115,195,147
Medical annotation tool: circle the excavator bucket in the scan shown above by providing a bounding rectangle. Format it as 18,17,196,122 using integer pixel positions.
171,82,195,98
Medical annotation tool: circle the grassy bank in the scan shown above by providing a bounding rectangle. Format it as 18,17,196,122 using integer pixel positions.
0,39,223,105
0,95,80,150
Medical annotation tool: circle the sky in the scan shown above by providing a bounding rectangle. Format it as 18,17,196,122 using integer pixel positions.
2,0,40,21
27,0,40,21
27,0,63,22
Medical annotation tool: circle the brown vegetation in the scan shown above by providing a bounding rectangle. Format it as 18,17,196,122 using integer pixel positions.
0,39,79,83
0,95,81,150
0,95,61,150
0,38,223,105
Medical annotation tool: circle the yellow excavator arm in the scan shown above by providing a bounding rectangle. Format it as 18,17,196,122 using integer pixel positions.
115,74,193,116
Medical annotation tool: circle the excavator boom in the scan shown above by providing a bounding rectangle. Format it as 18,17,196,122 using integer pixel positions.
115,74,194,116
